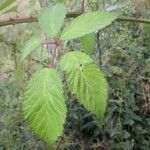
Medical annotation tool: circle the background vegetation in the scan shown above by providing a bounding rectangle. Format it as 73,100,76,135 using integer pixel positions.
0,0,149,149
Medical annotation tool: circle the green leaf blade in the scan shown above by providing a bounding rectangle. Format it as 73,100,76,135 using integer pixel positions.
80,33,96,56
67,63,108,121
59,52,108,121
38,3,67,38
59,51,93,71
23,68,67,145
20,36,41,62
61,11,119,40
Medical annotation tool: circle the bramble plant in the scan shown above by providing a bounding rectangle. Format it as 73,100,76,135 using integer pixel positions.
21,3,120,148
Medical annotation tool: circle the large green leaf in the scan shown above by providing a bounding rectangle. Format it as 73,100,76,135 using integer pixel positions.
0,0,15,11
61,11,119,40
38,3,67,38
23,68,67,145
80,33,96,56
59,51,93,71
20,36,41,62
67,63,108,121
59,52,108,121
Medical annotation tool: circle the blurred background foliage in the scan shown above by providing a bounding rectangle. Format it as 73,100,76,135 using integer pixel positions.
0,0,150,149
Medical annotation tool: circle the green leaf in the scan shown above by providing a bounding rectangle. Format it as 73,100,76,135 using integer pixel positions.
80,33,96,56
0,0,15,11
2,6,17,14
67,63,108,121
59,52,108,121
59,51,93,71
61,11,119,40
23,68,67,145
20,36,41,62
38,3,67,38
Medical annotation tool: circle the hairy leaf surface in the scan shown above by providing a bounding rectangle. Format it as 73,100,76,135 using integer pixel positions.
61,11,119,40
38,3,67,38
23,68,67,144
21,36,41,62
59,51,93,71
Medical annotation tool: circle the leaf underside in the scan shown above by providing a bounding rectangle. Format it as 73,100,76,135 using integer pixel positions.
38,3,67,38
61,11,119,40
23,68,67,145
59,52,108,121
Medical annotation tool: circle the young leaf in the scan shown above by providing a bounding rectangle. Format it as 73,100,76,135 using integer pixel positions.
67,63,108,121
38,3,67,38
20,36,41,62
80,34,96,56
23,68,67,145
61,11,119,40
0,0,15,11
59,51,93,71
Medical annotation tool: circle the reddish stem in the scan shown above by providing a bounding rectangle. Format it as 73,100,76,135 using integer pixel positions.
50,45,58,68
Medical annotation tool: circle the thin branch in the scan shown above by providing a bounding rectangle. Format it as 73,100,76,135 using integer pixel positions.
56,137,62,150
0,12,150,27
0,12,81,27
0,16,37,27
50,44,58,68
31,58,48,67
117,16,150,24
44,34,51,66
96,30,102,66
80,0,85,12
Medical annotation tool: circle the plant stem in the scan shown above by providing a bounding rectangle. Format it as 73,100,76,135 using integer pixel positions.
56,137,62,150
0,12,150,27
81,0,85,12
96,30,102,66
50,44,58,68
38,0,52,70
